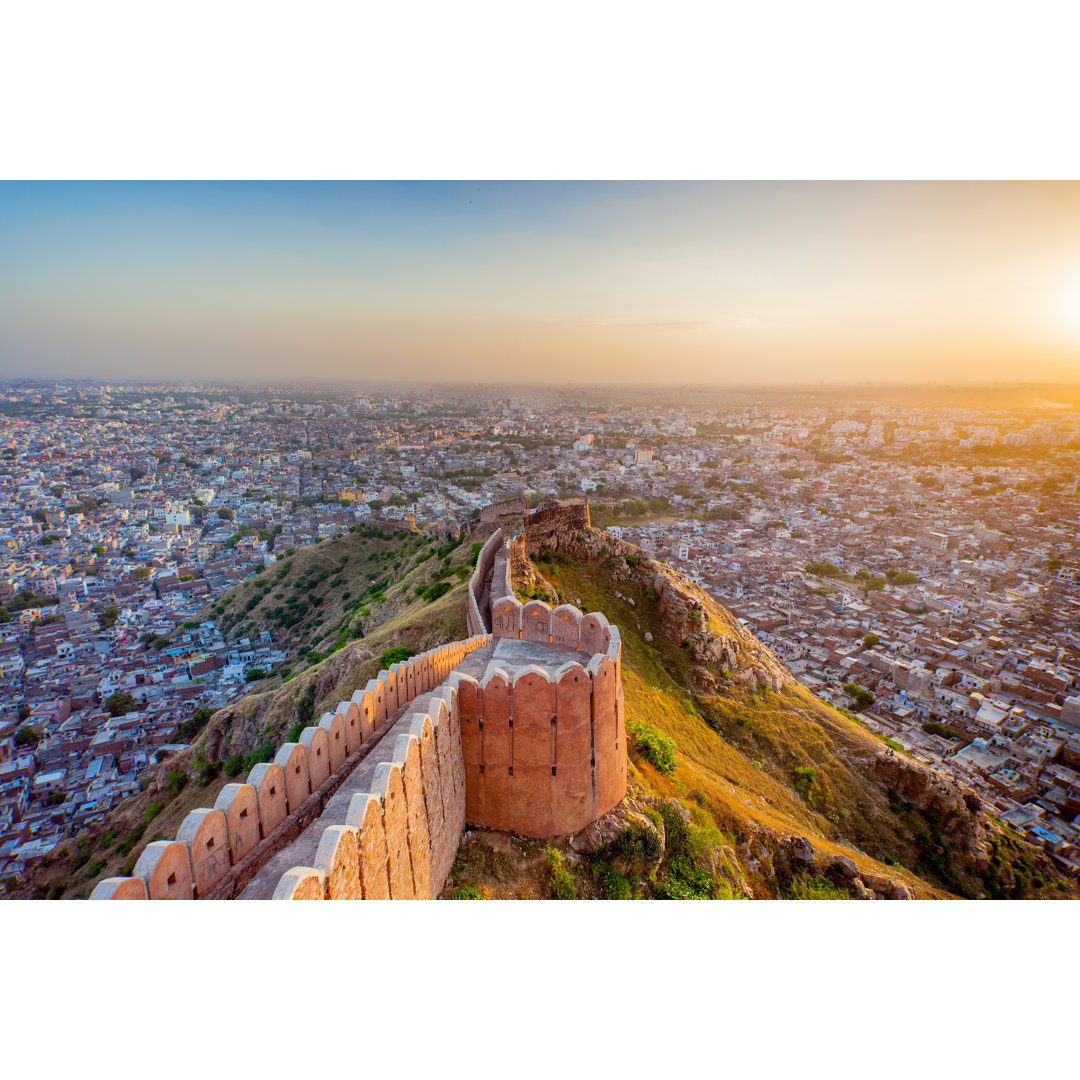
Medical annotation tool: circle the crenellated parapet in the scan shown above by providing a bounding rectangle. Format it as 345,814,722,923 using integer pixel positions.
90,634,492,899
272,681,468,899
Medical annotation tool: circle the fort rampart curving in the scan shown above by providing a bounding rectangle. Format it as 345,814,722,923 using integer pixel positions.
91,634,492,899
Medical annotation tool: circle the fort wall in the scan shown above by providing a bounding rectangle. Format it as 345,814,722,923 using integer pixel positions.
91,633,492,900
467,528,502,636
93,509,631,900
272,681,468,899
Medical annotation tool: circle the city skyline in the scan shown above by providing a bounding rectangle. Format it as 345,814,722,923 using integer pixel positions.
3,181,1080,387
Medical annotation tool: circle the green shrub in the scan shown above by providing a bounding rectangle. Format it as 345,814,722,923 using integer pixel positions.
224,754,245,777
419,581,452,603
115,822,146,855
144,801,164,823
655,800,689,856
546,846,577,899
600,865,632,899
793,766,817,800
788,875,848,900
614,821,663,865
180,707,213,740
164,769,188,796
628,720,677,773
842,682,875,711
922,721,961,741
379,645,415,667
287,722,305,742
449,885,484,900
243,742,275,771
86,859,105,878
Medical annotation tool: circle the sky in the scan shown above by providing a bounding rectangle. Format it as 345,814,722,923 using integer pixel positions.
2,180,1080,387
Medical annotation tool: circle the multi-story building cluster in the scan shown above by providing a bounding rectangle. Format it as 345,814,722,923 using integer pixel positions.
1,380,1077,883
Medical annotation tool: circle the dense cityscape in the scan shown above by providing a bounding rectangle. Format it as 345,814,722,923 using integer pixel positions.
1,378,1077,885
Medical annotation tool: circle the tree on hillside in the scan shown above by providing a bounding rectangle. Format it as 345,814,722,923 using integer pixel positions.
842,682,875,711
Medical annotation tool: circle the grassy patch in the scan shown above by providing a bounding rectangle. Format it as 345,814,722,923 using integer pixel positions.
788,875,849,900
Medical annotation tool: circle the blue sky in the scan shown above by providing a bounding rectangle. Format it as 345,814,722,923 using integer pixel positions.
2,181,1080,384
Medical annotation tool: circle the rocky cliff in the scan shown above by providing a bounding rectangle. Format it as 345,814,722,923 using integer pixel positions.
520,518,787,690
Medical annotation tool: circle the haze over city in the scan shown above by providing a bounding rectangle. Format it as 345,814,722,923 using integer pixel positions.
3,180,1080,387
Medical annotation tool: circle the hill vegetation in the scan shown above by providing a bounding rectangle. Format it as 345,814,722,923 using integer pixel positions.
203,525,475,664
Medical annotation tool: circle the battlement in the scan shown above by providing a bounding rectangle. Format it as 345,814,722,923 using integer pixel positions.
523,498,591,539
472,593,626,836
91,635,491,900
272,681,468,900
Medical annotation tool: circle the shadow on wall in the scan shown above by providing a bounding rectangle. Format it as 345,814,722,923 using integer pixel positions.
468,529,503,636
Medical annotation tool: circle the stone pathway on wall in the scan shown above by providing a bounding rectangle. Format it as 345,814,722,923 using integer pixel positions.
238,641,494,899
237,635,589,897
239,689,439,898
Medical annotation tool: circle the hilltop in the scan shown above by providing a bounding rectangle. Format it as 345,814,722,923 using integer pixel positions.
443,520,1077,900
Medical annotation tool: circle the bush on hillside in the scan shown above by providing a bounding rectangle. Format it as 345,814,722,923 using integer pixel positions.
379,645,415,667
628,720,677,773
546,846,577,899
788,875,848,900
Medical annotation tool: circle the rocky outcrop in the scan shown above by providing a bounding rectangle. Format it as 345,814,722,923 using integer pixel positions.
871,751,992,872
521,518,789,692
568,794,664,864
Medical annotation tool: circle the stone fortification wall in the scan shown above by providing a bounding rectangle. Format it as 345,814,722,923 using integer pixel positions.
523,499,591,541
467,528,503,636
90,634,492,900
272,680,469,900
475,595,628,838
480,496,526,526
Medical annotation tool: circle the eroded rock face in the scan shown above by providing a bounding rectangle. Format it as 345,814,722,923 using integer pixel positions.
521,521,789,692
871,752,992,872
568,795,663,865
